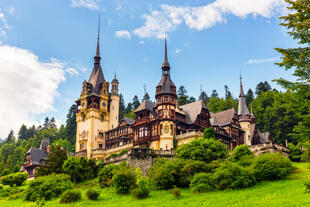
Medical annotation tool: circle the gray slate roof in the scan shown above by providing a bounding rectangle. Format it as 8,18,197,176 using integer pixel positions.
135,100,156,113
27,148,48,166
210,108,235,126
88,64,105,95
123,117,135,125
179,100,208,124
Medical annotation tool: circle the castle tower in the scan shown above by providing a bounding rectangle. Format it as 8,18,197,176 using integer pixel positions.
75,20,111,158
238,75,253,146
109,73,120,129
153,38,177,150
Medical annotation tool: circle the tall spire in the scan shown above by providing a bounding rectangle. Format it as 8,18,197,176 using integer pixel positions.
162,35,170,69
238,74,250,117
94,15,101,64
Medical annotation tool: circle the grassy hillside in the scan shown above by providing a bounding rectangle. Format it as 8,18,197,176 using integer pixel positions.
0,162,309,207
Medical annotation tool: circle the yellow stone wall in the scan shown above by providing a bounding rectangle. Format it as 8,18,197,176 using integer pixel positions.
240,121,252,146
109,94,120,129
159,121,174,150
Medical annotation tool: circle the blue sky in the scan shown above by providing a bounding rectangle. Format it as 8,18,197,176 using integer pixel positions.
0,0,296,138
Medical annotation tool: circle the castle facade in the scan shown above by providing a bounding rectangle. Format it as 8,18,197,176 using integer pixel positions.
75,34,270,159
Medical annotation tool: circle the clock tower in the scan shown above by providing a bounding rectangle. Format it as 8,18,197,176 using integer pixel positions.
75,23,119,158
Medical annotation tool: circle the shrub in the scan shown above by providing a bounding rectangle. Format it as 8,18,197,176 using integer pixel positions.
253,153,294,181
0,187,24,197
190,173,214,193
112,167,136,194
79,157,99,181
288,143,303,162
213,161,256,190
230,145,254,162
60,189,81,203
305,182,310,193
25,174,72,202
168,186,181,198
0,172,28,187
1,168,10,176
0,184,3,189
98,164,120,188
86,188,100,200
149,159,188,189
63,157,83,183
119,149,128,156
132,167,150,199
176,138,227,163
182,160,211,177
132,178,150,199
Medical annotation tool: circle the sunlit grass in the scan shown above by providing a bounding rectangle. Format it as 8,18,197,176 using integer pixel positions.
0,162,309,207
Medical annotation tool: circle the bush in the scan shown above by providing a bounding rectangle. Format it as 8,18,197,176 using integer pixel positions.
182,160,211,177
149,159,189,189
1,168,10,176
112,167,136,194
168,186,181,198
132,178,150,199
25,174,72,202
190,173,214,193
0,187,24,197
230,145,254,162
176,138,227,163
253,153,294,181
60,189,81,203
212,161,256,190
0,184,3,189
0,172,28,187
79,158,99,181
288,143,303,162
86,188,100,200
63,157,83,183
99,164,120,188
305,182,310,193
132,167,150,199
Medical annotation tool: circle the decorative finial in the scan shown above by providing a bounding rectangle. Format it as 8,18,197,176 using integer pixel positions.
95,14,101,58
162,33,170,68
114,72,116,79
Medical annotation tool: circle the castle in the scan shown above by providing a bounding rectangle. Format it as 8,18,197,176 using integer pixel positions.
75,32,271,160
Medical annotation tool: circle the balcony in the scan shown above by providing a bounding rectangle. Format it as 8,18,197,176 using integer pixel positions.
75,150,87,157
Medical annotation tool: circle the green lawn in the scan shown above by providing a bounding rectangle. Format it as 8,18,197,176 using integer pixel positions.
1,162,310,207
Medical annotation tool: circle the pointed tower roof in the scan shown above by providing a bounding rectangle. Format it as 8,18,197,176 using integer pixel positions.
238,75,250,117
162,37,170,68
88,16,105,95
156,37,176,98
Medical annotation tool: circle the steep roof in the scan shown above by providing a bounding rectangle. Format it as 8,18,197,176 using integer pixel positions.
123,117,135,125
238,75,250,117
135,100,156,113
179,100,207,124
210,108,235,126
27,148,48,166
156,38,176,96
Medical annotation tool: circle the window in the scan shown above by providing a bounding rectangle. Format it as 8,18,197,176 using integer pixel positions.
164,96,168,102
83,115,86,122
99,132,103,138
160,125,163,135
170,125,173,135
101,115,104,122
113,106,114,110
80,143,85,150
139,127,144,138
99,144,103,149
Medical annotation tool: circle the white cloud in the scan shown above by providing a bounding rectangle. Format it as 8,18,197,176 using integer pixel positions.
134,0,285,39
115,30,131,39
71,0,101,10
7,7,15,16
246,57,280,64
0,45,67,138
116,5,122,11
139,40,145,44
176,49,183,54
65,67,79,76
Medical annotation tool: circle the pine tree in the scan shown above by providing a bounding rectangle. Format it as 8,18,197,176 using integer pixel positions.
211,90,219,98
199,91,208,103
177,85,189,106
255,81,272,96
143,92,150,101
48,117,57,129
43,117,49,129
224,85,232,99
119,94,126,121
65,104,77,146
6,130,15,143
132,95,140,109
246,89,254,105
18,124,28,140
